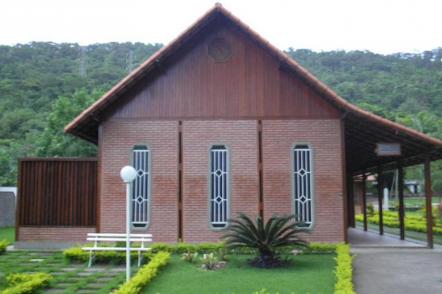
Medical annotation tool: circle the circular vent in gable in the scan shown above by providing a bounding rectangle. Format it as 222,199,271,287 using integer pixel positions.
208,37,232,62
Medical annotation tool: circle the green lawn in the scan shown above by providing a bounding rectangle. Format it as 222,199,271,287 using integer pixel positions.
144,254,336,294
0,251,125,293
0,227,15,243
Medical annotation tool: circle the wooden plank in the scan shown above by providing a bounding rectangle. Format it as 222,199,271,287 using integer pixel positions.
17,158,98,227
377,166,384,235
398,163,405,240
109,26,340,121
347,175,355,228
424,156,434,248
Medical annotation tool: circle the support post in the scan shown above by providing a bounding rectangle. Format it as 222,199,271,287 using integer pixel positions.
126,182,131,281
362,174,368,231
424,157,433,249
377,167,384,235
398,163,405,240
348,175,355,228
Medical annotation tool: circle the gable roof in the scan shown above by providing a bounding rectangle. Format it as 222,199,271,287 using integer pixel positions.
65,4,442,172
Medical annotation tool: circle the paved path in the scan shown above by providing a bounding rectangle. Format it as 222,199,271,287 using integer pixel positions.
348,228,423,247
352,248,442,294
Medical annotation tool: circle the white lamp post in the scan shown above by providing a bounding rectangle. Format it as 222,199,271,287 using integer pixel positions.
120,165,137,282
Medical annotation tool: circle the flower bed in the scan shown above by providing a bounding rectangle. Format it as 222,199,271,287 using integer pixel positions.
0,273,52,294
112,252,170,294
334,244,355,294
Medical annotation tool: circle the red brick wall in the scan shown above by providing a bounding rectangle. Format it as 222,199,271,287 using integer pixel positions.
262,120,345,242
182,121,260,243
18,227,95,242
100,120,178,242
95,119,344,244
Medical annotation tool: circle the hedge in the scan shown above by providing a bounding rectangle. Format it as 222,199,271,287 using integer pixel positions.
63,242,225,263
304,242,338,253
0,240,9,254
334,244,355,294
112,251,170,294
356,211,442,234
0,273,52,294
64,241,340,264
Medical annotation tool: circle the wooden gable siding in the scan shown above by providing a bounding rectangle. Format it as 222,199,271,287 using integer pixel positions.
108,24,340,120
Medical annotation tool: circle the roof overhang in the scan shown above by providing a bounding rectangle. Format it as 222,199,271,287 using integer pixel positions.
64,4,442,171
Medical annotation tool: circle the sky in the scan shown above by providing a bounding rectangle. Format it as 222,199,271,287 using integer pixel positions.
1,0,442,54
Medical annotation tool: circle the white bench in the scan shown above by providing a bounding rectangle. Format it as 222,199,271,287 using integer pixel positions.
82,233,152,267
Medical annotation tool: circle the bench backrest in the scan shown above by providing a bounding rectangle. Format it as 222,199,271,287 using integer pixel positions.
87,233,152,248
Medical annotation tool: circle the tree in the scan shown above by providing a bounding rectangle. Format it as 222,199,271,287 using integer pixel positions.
36,89,102,157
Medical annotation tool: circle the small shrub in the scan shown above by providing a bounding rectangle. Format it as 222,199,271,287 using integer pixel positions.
223,213,308,268
112,251,170,294
0,240,9,254
63,246,149,264
1,273,52,294
181,251,199,263
200,253,218,270
217,247,229,261
305,242,338,253
367,203,374,216
64,242,227,264
334,244,355,294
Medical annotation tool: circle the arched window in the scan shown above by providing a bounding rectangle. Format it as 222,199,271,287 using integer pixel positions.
132,145,150,228
209,145,229,228
293,145,313,227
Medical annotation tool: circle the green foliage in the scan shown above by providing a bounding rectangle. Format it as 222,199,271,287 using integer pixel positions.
112,251,170,294
1,44,442,187
181,251,199,263
0,240,9,254
334,244,355,294
367,203,374,216
223,214,308,267
1,273,52,294
304,242,339,253
63,242,225,263
36,89,102,157
62,246,151,264
355,210,442,234
0,42,161,185
151,242,224,254
199,253,218,270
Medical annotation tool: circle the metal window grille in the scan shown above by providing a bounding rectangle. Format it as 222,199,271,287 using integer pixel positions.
210,145,229,228
293,145,313,227
132,145,150,227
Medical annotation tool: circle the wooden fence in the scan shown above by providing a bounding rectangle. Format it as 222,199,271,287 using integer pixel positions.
17,158,97,227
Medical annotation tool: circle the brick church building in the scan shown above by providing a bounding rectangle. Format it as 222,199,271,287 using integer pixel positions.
17,4,442,245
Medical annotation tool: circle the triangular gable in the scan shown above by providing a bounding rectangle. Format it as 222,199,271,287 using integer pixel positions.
65,4,442,152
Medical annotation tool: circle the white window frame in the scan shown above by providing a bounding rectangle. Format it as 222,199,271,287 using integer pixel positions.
209,145,230,229
131,145,151,228
292,144,314,228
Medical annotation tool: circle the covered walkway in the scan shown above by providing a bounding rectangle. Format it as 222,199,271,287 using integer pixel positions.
348,228,423,248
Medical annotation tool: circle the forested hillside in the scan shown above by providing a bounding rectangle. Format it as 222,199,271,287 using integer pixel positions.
0,42,441,187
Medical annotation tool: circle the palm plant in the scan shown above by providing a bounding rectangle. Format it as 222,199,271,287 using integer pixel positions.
223,213,309,268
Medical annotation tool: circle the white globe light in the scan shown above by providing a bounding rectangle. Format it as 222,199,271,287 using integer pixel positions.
120,166,137,183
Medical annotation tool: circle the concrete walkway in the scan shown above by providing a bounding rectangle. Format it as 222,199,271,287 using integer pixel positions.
348,228,424,248
352,247,442,294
